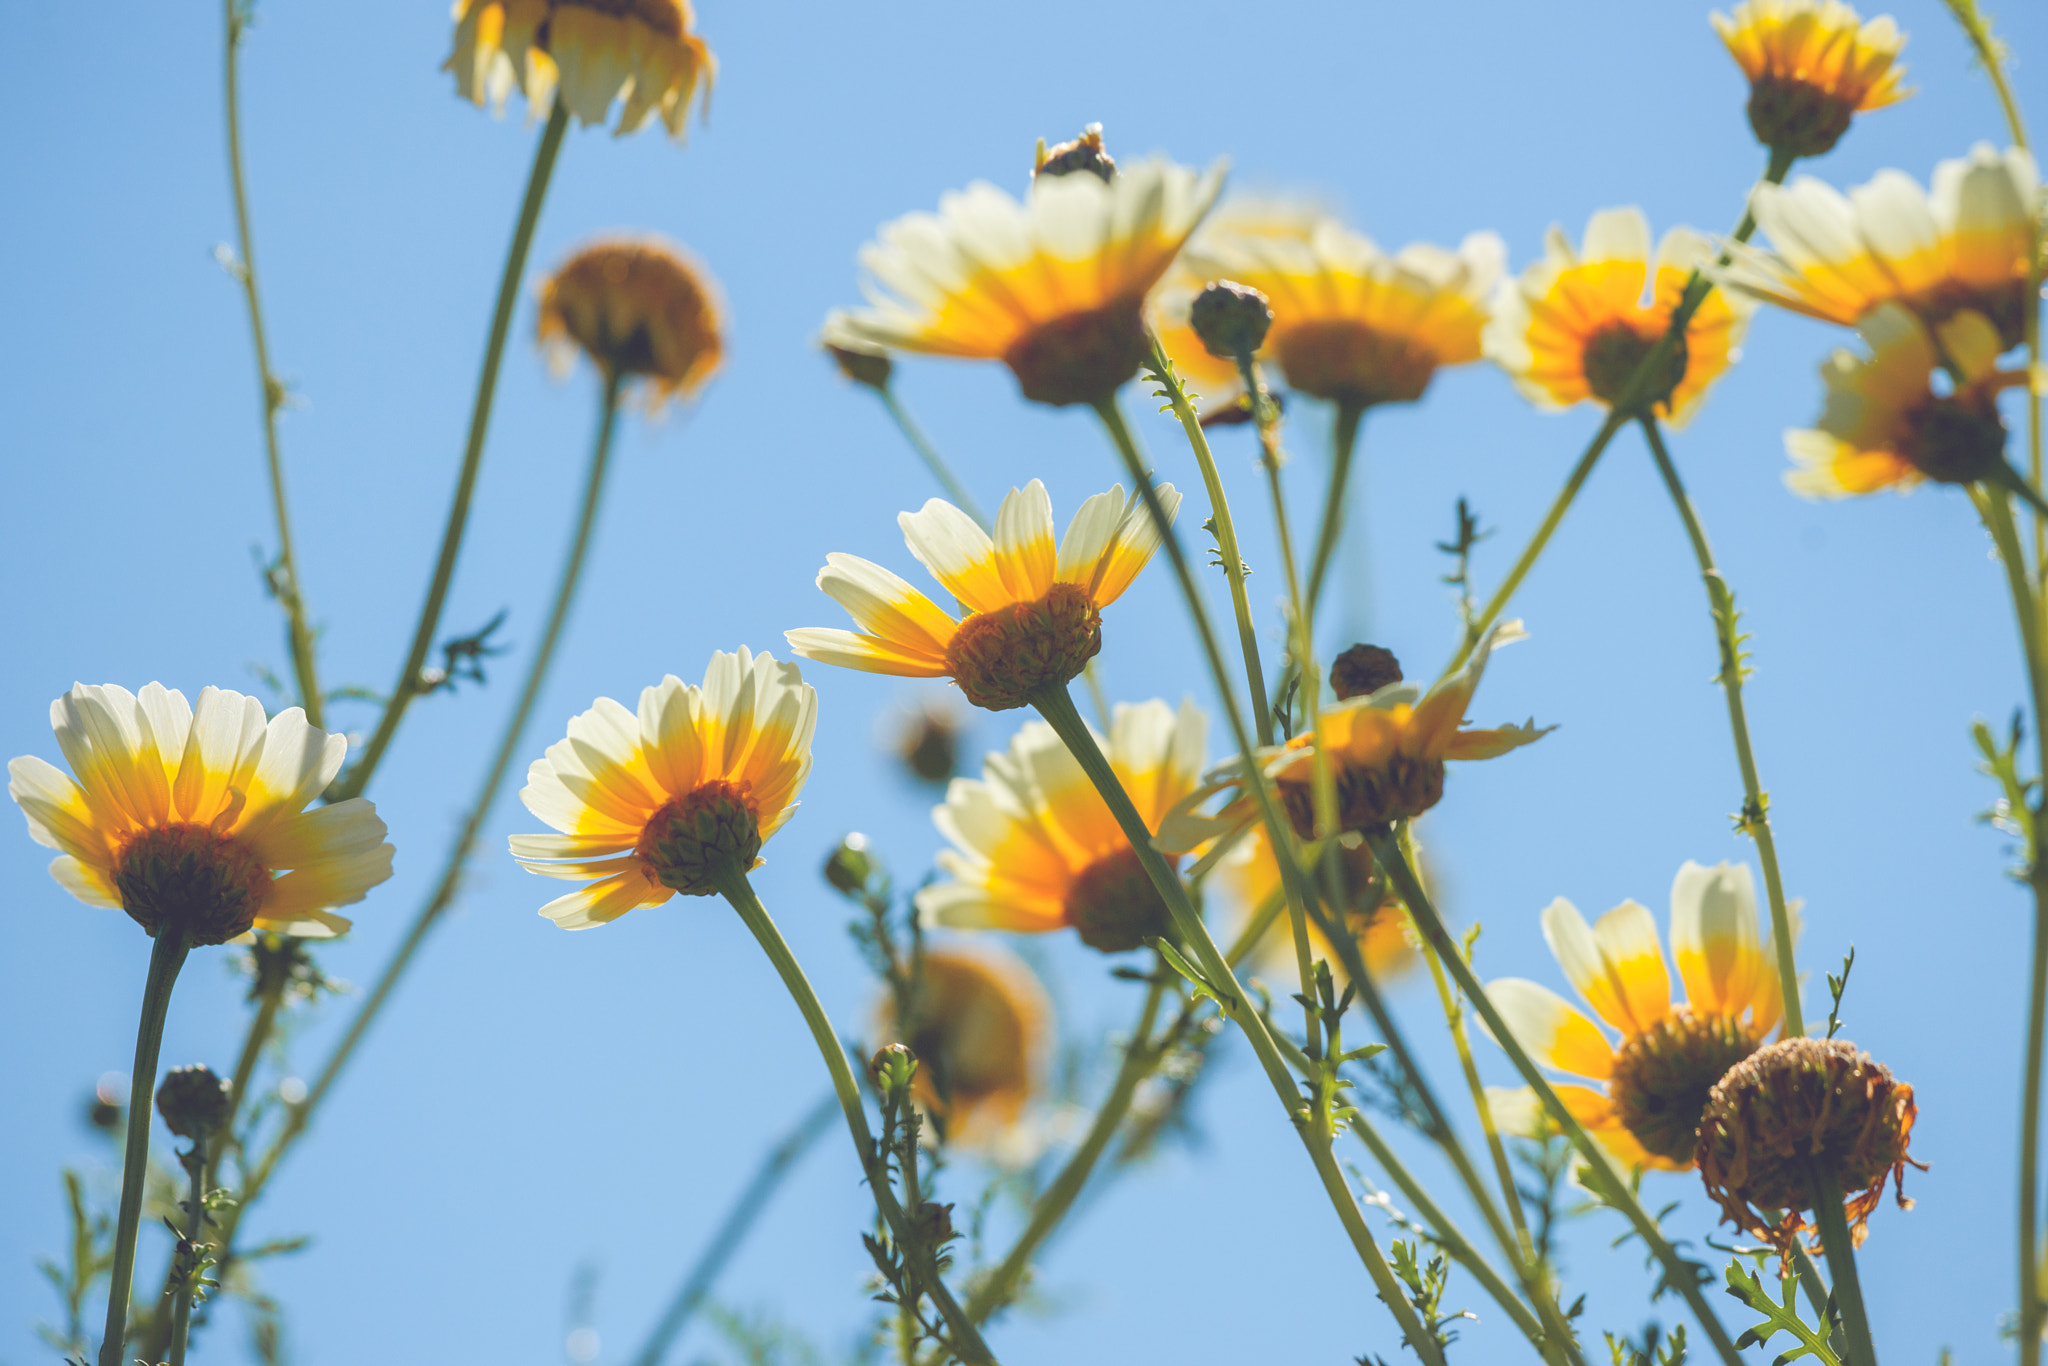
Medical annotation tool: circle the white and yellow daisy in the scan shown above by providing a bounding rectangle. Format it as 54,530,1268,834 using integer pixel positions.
872,943,1053,1147
447,0,714,140
1217,824,1416,985
538,236,724,409
1711,0,1908,157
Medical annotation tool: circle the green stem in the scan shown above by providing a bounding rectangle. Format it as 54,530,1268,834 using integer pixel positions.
878,386,988,528
630,1094,837,1366
1306,398,1366,623
967,974,1167,1322
165,1133,209,1366
1806,1166,1880,1366
98,931,190,1366
333,100,570,803
712,869,997,1365
1365,829,1745,1366
1639,416,1803,1037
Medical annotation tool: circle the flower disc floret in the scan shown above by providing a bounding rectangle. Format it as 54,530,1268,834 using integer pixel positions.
635,779,761,895
539,237,724,408
447,0,715,140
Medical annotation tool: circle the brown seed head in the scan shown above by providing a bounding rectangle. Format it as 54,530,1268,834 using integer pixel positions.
115,824,271,946
1188,280,1273,361
1329,644,1404,701
943,583,1103,711
1065,846,1175,954
155,1064,233,1141
895,703,964,786
635,780,761,895
538,238,724,406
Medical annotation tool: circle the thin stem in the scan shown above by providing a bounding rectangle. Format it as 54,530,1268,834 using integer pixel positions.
165,1132,209,1366
1306,399,1366,622
1365,830,1745,1366
1639,416,1803,1036
877,386,988,528
223,0,322,726
98,931,190,1366
967,974,1167,1322
629,1094,837,1366
712,869,996,1365
1806,1166,1879,1366
332,100,570,803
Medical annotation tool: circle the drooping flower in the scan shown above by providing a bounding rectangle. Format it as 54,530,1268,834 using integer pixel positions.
786,479,1182,712
1722,144,2040,351
1217,824,1416,986
538,237,724,409
1485,208,1754,429
915,699,1206,954
8,684,393,944
446,0,714,141
1484,862,1787,1172
871,943,1053,1147
1711,0,1908,158
1785,301,2011,497
509,649,816,928
825,157,1225,406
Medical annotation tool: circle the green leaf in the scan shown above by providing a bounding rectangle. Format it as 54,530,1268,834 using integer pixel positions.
1723,1261,1841,1366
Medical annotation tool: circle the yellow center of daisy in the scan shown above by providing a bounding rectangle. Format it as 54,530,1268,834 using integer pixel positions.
1581,321,1688,413
1002,302,1151,407
1272,320,1439,407
1278,753,1445,839
1745,72,1859,160
635,779,762,896
1605,1008,1762,1165
943,582,1104,712
1065,846,1173,954
114,824,271,946
1898,391,2008,486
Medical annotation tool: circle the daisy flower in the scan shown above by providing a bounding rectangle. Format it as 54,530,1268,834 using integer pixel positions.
871,943,1053,1147
1711,0,1908,158
447,0,714,140
539,237,724,408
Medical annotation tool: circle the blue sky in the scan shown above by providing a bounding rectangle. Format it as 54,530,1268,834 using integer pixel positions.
2,2,2044,1362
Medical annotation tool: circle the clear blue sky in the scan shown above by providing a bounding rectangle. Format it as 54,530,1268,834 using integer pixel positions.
2,2,2042,1362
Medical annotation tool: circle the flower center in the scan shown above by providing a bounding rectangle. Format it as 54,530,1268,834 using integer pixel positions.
1278,753,1445,838
1002,301,1150,407
1581,321,1687,411
1065,846,1174,954
1606,1008,1762,1165
1272,320,1439,407
1745,73,1857,160
942,582,1103,712
549,0,686,39
1917,279,2030,353
115,823,271,946
635,780,761,896
1899,391,2008,485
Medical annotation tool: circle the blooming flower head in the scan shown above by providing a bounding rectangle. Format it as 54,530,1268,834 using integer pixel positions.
539,237,724,410
8,684,393,945
510,649,816,928
1219,824,1416,986
786,479,1182,712
1485,208,1754,429
1786,301,2011,497
1484,862,1787,1172
1149,197,1328,412
1722,144,2040,351
871,943,1053,1147
1711,0,1907,158
825,156,1225,406
446,0,714,141
915,699,1206,954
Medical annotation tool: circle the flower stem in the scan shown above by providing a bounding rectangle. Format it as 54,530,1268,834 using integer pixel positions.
98,930,190,1366
629,1093,837,1366
1364,828,1745,1366
223,0,321,725
877,385,989,529
1638,415,1803,1037
333,99,570,803
711,868,998,1365
1805,1165,1880,1366
165,1131,209,1366
1306,398,1366,623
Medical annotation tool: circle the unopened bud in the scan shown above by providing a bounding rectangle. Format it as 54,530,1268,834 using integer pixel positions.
155,1065,232,1141
825,835,876,895
914,1199,955,1244
1188,281,1273,361
870,1042,918,1094
1330,644,1404,701
826,341,893,391
1035,123,1116,182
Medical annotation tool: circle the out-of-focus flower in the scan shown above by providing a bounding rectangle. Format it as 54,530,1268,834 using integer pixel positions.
1712,0,1907,159
509,649,816,927
892,699,967,787
1785,302,2011,497
915,700,1205,954
1485,208,1753,429
1151,197,1327,413
1483,862,1786,1172
155,1065,232,1141
8,684,392,944
786,480,1182,712
539,237,723,409
1722,144,2039,351
446,0,714,141
871,943,1053,1147
826,157,1224,407
821,318,894,392
1217,825,1415,985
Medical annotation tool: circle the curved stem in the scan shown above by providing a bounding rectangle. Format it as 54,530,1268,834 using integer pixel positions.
1639,416,1803,1036
165,1132,208,1366
629,1094,836,1366
877,386,988,529
98,931,190,1366
223,0,321,724
1806,1166,1879,1366
333,100,570,803
712,869,997,1365
1364,829,1745,1366
1306,398,1366,623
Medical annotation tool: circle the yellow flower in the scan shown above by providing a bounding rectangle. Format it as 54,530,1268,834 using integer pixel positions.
1485,208,1754,429
446,0,714,140
539,236,724,409
871,943,1053,1148
1722,144,2039,352
785,479,1183,712
509,649,816,928
1484,861,1787,1172
8,684,392,945
915,699,1206,954
825,158,1225,406
1172,199,1504,409
1785,301,2011,497
1218,824,1416,985
1711,0,1907,158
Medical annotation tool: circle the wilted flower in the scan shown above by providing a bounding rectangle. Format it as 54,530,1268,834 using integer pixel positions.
447,0,714,141
871,944,1053,1147
539,237,724,409
1711,0,1907,158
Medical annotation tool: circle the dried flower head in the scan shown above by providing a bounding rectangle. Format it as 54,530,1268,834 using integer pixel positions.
1035,123,1117,183
1711,0,1907,158
539,237,724,409
447,0,714,141
155,1064,232,1141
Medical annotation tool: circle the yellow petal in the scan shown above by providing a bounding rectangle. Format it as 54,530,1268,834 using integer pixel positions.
1484,978,1615,1080
1541,897,1670,1035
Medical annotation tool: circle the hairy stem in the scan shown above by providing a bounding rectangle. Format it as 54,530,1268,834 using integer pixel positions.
165,1132,209,1366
